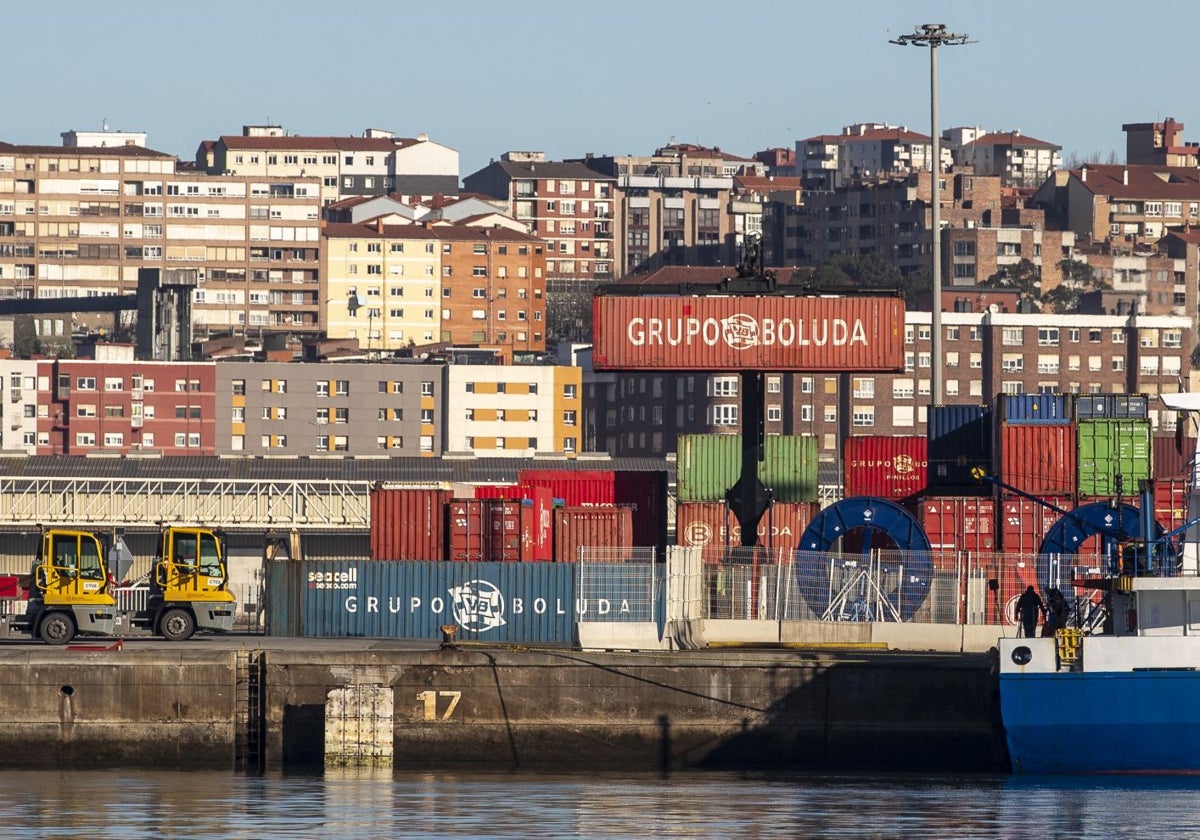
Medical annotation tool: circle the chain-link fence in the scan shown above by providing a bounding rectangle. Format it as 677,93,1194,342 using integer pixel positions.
671,545,1116,629
577,547,659,623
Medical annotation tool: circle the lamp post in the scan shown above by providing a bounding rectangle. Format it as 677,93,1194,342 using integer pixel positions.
890,23,971,407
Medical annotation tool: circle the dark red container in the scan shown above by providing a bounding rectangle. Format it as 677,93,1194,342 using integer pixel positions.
917,496,996,571
843,436,928,500
520,487,554,562
1155,478,1188,536
971,553,1040,629
1154,436,1196,479
675,501,819,553
448,498,524,562
998,424,1076,497
518,469,667,554
370,488,451,561
592,294,905,372
472,484,522,499
553,505,634,563
997,494,1071,555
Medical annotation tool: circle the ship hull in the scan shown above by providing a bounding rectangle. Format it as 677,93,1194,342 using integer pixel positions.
1001,670,1200,774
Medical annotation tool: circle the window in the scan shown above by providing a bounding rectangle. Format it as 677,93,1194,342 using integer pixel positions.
563,384,577,399
76,376,96,390
710,376,738,397
800,377,814,394
893,406,915,428
852,407,875,427
710,405,739,426
766,376,781,394
1112,330,1125,344
75,432,96,447
1002,327,1023,346
852,377,875,398
335,380,349,396
316,381,329,397
892,379,914,399
420,408,434,424
232,379,246,396
335,407,349,424
1068,328,1080,343
563,410,577,426
1001,354,1024,372
766,405,782,422
1038,327,1060,346
104,377,123,392
1036,352,1065,372
421,381,434,396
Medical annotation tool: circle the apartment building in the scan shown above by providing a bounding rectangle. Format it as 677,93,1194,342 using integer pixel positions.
952,130,1061,189
577,145,768,275
214,361,441,456
797,124,938,190
462,153,617,283
1123,118,1199,167
321,222,441,353
1033,163,1200,247
38,356,217,455
0,138,323,337
444,364,582,456
320,222,547,356
435,226,547,354
0,359,44,453
200,126,459,205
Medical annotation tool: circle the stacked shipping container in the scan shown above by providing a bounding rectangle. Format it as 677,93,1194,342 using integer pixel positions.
843,436,928,501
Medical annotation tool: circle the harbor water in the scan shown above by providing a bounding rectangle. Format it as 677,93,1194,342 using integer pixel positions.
5,768,1200,838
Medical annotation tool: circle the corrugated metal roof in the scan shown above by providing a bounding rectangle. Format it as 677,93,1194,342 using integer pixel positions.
3,455,673,484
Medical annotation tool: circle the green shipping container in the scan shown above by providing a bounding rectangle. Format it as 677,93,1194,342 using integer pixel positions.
676,434,819,502
1076,419,1152,496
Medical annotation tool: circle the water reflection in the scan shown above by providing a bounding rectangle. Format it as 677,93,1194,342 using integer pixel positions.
2,768,1200,838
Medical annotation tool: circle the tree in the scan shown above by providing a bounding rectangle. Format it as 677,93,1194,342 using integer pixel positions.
1043,259,1111,314
979,259,1043,310
12,316,41,359
803,255,925,306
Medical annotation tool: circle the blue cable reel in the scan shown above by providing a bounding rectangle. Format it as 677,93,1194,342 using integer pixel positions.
1038,501,1174,579
796,496,935,621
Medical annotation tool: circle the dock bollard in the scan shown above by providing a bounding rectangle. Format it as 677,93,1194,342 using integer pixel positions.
440,624,459,650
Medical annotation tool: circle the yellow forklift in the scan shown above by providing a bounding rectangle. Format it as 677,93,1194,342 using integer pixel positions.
119,526,237,641
9,528,118,645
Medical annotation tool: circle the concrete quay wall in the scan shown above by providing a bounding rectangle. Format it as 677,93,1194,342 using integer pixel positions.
0,646,1006,772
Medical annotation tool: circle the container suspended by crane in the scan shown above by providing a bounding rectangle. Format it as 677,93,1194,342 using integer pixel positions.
592,236,906,551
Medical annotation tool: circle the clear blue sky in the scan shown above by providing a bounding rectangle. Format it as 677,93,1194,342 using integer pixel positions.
12,0,1198,177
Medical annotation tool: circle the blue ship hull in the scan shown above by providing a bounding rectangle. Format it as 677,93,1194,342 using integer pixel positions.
1001,671,1200,774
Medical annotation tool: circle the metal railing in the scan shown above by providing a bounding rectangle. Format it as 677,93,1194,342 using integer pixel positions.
577,547,658,623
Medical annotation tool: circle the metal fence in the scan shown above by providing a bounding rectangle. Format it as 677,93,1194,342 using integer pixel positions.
671,545,1117,630
577,547,659,623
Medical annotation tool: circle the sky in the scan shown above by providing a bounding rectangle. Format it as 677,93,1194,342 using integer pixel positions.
11,1,1200,178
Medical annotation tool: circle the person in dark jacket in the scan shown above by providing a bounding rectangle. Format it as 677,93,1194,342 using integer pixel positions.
1016,585,1046,638
1041,588,1068,636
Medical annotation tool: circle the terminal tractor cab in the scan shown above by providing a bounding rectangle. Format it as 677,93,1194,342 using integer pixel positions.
9,528,118,645
110,526,237,641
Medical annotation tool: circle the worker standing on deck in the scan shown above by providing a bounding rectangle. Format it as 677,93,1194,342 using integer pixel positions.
1016,585,1046,638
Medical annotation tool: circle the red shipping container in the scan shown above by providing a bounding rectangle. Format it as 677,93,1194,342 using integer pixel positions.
675,501,819,553
520,487,554,562
1155,478,1188,536
472,484,523,500
448,499,524,562
519,469,667,554
592,294,905,372
370,488,451,561
997,495,1071,555
917,496,996,571
1154,436,1196,480
843,436,928,500
554,505,634,563
998,424,1076,497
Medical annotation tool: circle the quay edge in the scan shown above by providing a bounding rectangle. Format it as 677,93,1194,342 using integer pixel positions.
0,645,1008,772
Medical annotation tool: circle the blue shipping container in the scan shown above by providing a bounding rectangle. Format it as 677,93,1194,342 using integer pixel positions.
997,394,1072,425
927,404,993,493
265,560,581,644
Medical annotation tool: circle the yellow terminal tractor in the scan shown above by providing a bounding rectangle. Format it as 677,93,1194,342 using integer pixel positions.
9,528,118,645
117,526,237,641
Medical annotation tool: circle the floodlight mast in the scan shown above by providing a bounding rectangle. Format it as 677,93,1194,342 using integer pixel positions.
889,23,972,408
